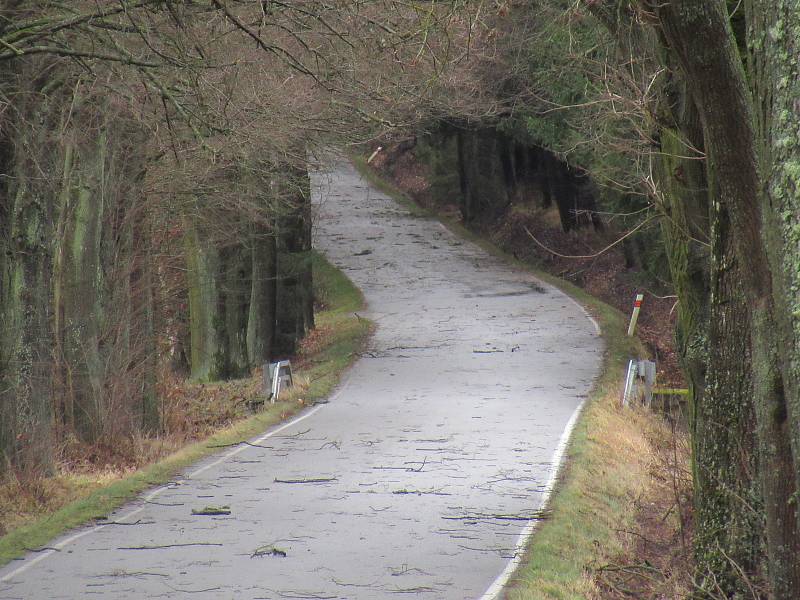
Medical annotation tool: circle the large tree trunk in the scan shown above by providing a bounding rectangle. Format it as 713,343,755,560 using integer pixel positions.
658,96,763,593
246,222,277,368
0,66,58,473
586,3,769,591
0,140,55,474
275,165,314,356
748,6,800,587
455,128,476,222
61,134,107,442
185,220,224,381
697,197,762,591
655,2,800,596
219,243,251,378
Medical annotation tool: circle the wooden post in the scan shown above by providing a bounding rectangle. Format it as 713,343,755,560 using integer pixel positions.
627,293,644,336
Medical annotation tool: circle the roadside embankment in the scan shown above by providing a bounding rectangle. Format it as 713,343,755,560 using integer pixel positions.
353,156,692,599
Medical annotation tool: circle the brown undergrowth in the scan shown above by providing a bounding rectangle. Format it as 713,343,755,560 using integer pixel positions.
0,368,306,537
594,418,693,599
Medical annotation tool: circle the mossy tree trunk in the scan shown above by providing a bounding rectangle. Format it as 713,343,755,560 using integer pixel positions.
219,243,251,378
455,128,477,222
275,165,314,356
0,86,57,474
185,219,224,381
653,1,800,595
661,124,762,589
54,98,153,444
130,207,159,434
657,114,761,591
61,132,107,442
587,3,767,591
0,68,16,469
185,162,311,377
0,58,161,463
748,3,800,594
246,222,277,367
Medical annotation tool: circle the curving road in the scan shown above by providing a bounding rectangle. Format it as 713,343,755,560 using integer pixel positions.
0,161,602,599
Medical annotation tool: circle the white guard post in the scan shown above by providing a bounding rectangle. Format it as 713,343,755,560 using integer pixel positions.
622,359,637,407
622,358,657,408
267,360,294,403
627,293,644,337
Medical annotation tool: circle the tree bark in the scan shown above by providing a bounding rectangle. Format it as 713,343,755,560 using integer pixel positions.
586,2,768,590
185,220,224,381
0,67,57,473
275,165,314,355
246,222,277,368
655,2,800,595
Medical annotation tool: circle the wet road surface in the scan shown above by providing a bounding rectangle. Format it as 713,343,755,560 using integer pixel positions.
0,161,602,599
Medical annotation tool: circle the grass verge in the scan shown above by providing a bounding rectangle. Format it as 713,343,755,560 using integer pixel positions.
0,251,370,567
350,155,431,217
351,157,679,599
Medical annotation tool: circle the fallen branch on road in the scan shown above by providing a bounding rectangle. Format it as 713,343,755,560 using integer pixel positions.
274,477,337,484
251,545,287,558
442,511,550,522
118,542,223,550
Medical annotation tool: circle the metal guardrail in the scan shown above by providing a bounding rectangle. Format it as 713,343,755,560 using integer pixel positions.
622,293,689,416
622,359,656,407
622,359,689,422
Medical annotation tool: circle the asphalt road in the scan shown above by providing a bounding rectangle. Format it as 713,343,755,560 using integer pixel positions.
0,160,602,599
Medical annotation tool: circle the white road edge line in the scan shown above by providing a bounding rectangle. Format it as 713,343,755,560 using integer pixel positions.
1,371,357,584
434,211,600,600
434,220,602,338
565,295,602,336
435,214,600,600
479,289,598,600
477,399,586,600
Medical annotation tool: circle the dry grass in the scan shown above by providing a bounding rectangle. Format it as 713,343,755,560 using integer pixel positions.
0,373,275,536
0,472,116,537
595,417,693,599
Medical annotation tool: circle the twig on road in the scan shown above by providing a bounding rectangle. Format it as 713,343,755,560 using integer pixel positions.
392,489,451,496
191,505,231,516
442,511,550,522
274,477,337,484
207,440,274,449
118,542,223,550
251,545,287,558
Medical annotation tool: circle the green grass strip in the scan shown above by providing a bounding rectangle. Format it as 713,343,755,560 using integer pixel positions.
0,252,370,567
349,155,432,218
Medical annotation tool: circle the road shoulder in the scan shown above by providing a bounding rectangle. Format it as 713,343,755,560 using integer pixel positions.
352,157,676,599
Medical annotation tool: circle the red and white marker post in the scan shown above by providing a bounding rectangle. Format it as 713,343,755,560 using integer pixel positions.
627,293,644,337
